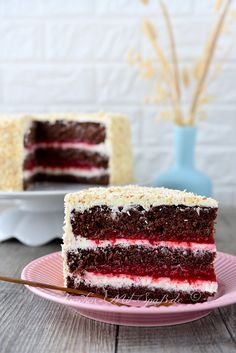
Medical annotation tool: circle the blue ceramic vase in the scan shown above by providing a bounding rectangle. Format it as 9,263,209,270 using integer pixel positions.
154,126,212,197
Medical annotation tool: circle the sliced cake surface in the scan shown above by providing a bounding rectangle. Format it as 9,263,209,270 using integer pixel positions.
62,186,218,304
0,112,133,191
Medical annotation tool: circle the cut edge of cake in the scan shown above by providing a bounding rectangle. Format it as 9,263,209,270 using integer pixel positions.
0,112,133,191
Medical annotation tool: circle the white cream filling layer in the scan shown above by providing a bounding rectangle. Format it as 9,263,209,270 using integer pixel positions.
71,271,218,293
24,141,108,155
63,235,216,253
24,167,108,179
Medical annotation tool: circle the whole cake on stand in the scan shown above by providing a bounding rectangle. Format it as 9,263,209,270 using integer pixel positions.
0,112,133,191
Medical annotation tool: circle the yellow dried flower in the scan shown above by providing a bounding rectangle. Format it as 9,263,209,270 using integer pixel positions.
208,46,232,84
140,60,155,78
192,60,202,80
142,20,157,41
182,68,190,87
154,83,170,102
214,0,224,12
127,0,232,126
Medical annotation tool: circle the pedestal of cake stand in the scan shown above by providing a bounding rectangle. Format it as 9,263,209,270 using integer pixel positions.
0,196,64,246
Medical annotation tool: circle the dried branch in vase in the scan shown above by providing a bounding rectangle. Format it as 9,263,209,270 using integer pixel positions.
127,0,234,126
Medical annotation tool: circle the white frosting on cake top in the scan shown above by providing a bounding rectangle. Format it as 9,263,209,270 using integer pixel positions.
65,185,218,210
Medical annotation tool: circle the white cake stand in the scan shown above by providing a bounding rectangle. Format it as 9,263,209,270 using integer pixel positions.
0,184,90,246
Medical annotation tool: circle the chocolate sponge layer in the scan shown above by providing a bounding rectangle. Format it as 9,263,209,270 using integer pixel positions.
66,246,216,280
24,149,109,169
23,173,109,189
66,277,213,303
36,121,106,144
24,120,106,145
71,205,217,243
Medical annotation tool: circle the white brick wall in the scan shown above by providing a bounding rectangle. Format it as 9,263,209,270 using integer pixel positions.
0,0,236,204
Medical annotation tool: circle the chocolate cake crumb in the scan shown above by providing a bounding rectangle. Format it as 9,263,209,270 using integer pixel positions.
66,246,216,280
35,120,106,144
71,205,217,242
24,148,109,169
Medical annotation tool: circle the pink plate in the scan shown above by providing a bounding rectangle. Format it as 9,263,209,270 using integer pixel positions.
21,251,236,326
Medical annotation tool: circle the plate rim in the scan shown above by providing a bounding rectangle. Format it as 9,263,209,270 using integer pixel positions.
21,251,236,315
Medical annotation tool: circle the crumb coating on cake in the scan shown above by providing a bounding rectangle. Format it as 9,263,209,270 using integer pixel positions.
0,115,31,191
65,185,218,211
106,115,133,185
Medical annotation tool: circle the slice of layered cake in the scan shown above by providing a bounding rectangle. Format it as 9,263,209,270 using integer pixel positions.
62,186,218,304
0,113,133,191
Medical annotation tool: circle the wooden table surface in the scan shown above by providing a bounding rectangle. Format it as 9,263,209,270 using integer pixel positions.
0,207,235,353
